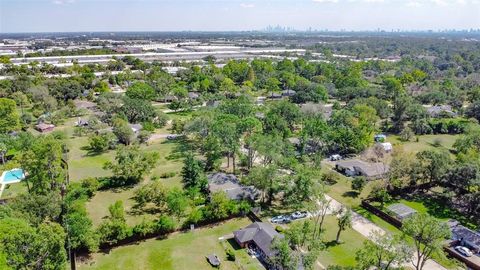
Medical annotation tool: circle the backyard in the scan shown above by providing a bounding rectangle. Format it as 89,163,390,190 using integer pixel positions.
78,218,263,270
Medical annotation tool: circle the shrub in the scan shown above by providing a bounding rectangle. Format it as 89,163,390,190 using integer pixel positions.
275,226,284,233
322,171,339,185
160,172,176,178
81,177,100,197
155,215,176,234
132,220,156,237
351,176,366,193
226,248,236,261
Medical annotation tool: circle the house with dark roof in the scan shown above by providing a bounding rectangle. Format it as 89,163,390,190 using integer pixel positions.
335,159,389,179
35,123,55,133
188,92,200,100
449,220,480,254
268,93,282,99
234,222,284,261
426,105,456,118
282,89,296,97
207,173,258,201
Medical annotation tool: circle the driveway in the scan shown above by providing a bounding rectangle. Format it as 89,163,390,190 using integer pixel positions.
324,195,447,270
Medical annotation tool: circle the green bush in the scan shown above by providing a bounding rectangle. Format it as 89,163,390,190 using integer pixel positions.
132,220,156,237
226,248,236,261
275,226,284,233
160,172,176,178
81,177,100,197
155,215,176,234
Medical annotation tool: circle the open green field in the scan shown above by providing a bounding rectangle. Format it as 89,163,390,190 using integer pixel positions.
78,218,263,270
316,215,367,268
389,134,460,154
83,139,185,226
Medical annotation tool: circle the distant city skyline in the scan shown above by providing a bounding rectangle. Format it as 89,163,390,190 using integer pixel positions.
1,0,479,33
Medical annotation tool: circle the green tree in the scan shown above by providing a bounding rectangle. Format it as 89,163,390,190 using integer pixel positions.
0,218,67,270
97,201,131,244
336,206,352,243
402,214,451,270
121,97,156,123
270,237,298,270
245,165,278,205
112,118,135,145
181,152,208,191
166,188,189,220
126,81,155,100
0,98,20,134
8,193,62,226
88,132,116,153
351,176,366,194
355,230,411,270
104,145,159,184
18,135,65,194
416,150,451,184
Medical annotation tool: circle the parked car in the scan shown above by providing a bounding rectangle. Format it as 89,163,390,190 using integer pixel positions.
329,154,342,161
270,215,291,224
291,211,309,219
455,246,473,257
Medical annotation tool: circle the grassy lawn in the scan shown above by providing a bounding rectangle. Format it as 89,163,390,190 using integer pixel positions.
323,169,461,269
324,170,378,208
78,218,262,270
317,215,367,267
389,134,460,154
222,238,266,270
83,139,185,226
385,196,478,230
0,182,28,200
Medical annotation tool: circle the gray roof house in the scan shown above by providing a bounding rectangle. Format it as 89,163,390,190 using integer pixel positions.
234,222,284,260
335,159,389,179
129,123,143,134
427,105,456,118
282,89,296,97
207,173,258,201
188,92,200,100
449,220,480,254
268,93,282,99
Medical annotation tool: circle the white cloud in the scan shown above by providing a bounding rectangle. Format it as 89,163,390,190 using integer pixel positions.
53,0,75,4
406,1,423,7
312,0,339,3
240,3,255,8
430,0,448,6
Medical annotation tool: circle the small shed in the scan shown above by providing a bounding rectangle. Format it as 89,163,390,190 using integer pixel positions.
387,203,417,221
35,123,55,133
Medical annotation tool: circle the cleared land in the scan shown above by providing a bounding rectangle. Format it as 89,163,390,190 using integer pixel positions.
78,218,263,270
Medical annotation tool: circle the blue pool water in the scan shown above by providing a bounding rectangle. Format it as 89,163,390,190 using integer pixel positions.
2,169,25,183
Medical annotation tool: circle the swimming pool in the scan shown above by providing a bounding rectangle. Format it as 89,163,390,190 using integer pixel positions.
1,169,25,184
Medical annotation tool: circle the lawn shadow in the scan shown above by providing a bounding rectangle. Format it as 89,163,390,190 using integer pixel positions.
164,138,194,161
226,238,242,250
342,191,359,198
324,240,340,249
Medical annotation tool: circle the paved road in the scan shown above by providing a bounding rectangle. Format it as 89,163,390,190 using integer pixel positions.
325,195,448,270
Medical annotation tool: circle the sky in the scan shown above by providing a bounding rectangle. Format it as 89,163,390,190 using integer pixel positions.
0,0,479,33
